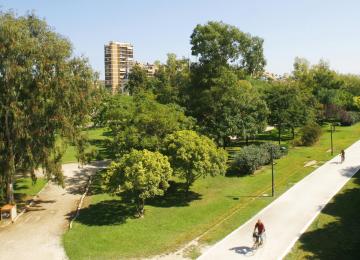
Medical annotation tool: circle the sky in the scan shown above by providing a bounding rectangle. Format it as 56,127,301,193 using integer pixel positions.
1,0,360,79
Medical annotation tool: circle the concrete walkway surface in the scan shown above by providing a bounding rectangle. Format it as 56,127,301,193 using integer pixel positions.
0,162,106,260
198,140,360,260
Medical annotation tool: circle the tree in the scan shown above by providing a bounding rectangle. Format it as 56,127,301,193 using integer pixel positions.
188,66,268,146
0,12,96,203
101,93,195,156
265,82,313,143
162,130,228,192
103,149,172,217
153,53,190,105
190,21,266,76
211,80,268,146
124,64,149,95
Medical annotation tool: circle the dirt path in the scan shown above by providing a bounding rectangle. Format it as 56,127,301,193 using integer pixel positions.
0,162,106,260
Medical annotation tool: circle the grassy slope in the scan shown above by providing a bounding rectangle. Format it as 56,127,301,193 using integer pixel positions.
286,170,360,259
63,124,360,259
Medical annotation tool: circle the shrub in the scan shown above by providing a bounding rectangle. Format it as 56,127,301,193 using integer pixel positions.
232,145,265,174
259,143,285,160
300,123,322,146
340,111,360,126
231,143,287,175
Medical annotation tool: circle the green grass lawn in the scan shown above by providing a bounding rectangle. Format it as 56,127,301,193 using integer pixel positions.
63,123,360,259
1,177,47,209
61,127,110,164
286,170,360,259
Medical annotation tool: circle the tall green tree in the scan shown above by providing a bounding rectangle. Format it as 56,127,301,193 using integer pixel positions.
212,80,268,146
265,82,313,143
190,21,266,77
103,149,172,217
153,53,190,105
124,64,149,95
0,12,96,203
101,93,195,156
162,130,228,192
189,66,268,146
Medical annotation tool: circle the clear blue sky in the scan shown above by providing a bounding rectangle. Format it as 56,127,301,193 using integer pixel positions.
2,0,360,79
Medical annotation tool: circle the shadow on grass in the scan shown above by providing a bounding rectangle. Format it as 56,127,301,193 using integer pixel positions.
71,179,201,227
71,199,137,226
13,179,30,202
147,181,202,208
295,169,360,259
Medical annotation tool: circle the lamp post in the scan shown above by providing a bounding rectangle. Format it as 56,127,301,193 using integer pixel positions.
271,146,274,197
330,123,334,156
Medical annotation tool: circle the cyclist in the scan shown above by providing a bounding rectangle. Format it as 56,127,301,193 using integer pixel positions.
253,219,265,247
340,150,345,163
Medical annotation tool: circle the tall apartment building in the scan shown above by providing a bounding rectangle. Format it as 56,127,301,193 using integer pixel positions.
104,41,134,93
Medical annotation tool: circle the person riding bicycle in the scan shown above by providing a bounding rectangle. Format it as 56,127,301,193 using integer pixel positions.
253,219,265,245
340,149,345,163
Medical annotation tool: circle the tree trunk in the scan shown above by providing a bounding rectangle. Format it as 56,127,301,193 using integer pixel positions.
291,127,295,140
6,174,15,204
136,197,145,217
222,136,228,148
4,110,16,204
185,174,193,197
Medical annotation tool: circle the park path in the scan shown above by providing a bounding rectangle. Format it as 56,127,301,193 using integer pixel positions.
198,140,360,260
0,162,106,260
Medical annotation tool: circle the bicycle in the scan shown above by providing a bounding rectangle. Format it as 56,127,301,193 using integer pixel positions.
252,231,266,250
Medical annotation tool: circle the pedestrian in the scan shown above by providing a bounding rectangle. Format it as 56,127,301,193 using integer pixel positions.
340,149,345,163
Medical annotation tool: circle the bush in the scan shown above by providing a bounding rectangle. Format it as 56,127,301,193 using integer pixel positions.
300,123,322,146
231,143,285,175
259,143,285,160
232,145,267,174
340,111,360,126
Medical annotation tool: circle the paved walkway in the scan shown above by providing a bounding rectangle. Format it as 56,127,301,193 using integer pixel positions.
0,162,106,260
198,140,360,260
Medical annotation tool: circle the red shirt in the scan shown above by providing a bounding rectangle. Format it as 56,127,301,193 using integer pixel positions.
255,222,265,234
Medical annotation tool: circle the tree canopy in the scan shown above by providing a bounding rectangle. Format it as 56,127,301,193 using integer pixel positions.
162,130,228,192
190,21,266,76
98,93,195,156
0,12,96,203
265,81,314,142
103,149,172,217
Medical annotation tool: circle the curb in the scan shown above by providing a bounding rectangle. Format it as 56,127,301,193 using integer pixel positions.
69,174,92,229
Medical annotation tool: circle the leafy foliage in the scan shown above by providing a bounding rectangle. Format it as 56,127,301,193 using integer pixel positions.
0,12,96,203
300,123,322,146
153,54,191,105
97,93,195,156
103,149,172,217
124,64,151,95
232,145,269,175
162,130,228,191
265,81,314,141
232,143,285,175
190,21,266,76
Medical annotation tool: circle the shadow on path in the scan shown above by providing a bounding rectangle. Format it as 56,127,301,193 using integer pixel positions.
229,246,254,256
